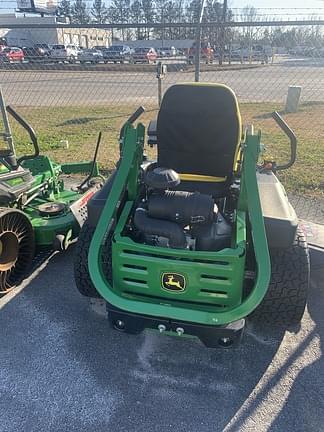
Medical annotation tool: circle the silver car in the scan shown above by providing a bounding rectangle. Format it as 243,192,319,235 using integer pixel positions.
50,44,80,63
78,48,103,64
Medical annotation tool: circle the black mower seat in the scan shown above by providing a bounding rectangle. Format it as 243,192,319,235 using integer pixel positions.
157,83,241,197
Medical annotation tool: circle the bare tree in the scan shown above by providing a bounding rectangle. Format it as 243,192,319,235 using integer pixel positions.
109,0,131,40
130,0,144,39
91,0,109,23
240,4,259,62
141,0,155,39
71,0,90,24
57,0,72,20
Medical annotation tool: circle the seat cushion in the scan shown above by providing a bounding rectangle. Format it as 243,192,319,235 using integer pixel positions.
157,83,241,178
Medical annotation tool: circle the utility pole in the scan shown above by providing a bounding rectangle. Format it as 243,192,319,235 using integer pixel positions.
219,0,227,66
194,0,206,82
162,8,165,48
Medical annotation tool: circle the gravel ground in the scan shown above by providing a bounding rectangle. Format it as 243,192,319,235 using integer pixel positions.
0,244,323,432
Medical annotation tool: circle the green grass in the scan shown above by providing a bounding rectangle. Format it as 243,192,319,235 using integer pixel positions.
2,105,151,176
242,102,324,196
1,102,323,197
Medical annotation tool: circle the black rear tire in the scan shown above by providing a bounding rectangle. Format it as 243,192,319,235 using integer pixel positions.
74,221,112,298
0,208,35,294
250,227,310,327
74,222,99,297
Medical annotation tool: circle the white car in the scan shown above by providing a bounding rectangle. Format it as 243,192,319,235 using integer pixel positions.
78,48,103,64
50,44,80,62
163,46,177,57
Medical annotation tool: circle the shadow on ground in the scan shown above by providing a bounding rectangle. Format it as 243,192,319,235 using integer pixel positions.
0,246,322,432
268,253,324,432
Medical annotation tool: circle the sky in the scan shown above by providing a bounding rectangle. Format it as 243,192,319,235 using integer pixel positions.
1,0,324,16
231,0,322,7
230,0,324,19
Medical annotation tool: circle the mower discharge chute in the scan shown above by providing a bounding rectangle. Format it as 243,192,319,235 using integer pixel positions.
75,83,310,347
0,87,103,294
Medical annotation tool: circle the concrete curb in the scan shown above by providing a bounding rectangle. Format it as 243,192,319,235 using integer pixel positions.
301,220,324,272
310,245,324,267
300,220,324,249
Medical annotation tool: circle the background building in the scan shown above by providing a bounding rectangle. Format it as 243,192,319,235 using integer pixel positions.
0,14,111,48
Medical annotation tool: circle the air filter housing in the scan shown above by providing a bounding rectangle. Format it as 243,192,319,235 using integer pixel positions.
144,167,180,189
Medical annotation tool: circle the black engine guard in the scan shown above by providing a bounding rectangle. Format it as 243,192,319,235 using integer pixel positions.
107,304,245,348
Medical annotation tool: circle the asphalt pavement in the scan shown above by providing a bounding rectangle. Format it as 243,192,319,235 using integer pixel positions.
2,57,324,107
1,54,324,430
0,240,323,432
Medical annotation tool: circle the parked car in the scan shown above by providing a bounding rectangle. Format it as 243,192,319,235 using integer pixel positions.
78,48,103,64
249,47,269,63
301,47,322,58
157,48,166,57
289,46,309,56
93,45,108,51
34,43,51,56
221,47,268,64
132,47,158,64
23,43,51,62
163,46,177,57
188,41,214,64
0,37,7,52
50,44,80,63
102,45,133,63
0,47,24,63
226,49,243,62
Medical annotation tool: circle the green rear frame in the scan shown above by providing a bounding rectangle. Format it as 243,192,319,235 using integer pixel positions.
88,123,271,326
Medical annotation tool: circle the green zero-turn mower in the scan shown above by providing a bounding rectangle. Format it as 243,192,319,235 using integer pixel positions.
74,83,310,348
0,86,103,294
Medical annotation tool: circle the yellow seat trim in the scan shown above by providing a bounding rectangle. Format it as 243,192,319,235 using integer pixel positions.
179,173,227,183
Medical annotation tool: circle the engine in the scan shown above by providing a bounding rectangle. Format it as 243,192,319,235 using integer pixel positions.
131,167,233,252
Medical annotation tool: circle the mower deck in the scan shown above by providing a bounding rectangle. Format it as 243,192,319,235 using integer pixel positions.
0,86,103,292
22,187,92,247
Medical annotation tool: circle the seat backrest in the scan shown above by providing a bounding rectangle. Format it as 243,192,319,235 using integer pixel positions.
157,83,241,179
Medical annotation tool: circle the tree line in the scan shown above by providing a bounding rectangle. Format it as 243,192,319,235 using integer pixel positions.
57,0,228,26
57,0,230,42
57,1,324,49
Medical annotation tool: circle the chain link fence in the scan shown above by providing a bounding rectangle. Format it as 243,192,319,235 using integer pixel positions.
0,19,323,227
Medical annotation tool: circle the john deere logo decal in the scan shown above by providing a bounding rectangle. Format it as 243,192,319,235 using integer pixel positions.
161,273,186,292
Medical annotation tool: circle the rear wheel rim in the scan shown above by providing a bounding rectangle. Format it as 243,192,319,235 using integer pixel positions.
0,210,34,294
0,232,19,272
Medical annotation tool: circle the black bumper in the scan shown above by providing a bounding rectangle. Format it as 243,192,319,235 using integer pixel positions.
107,304,245,348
